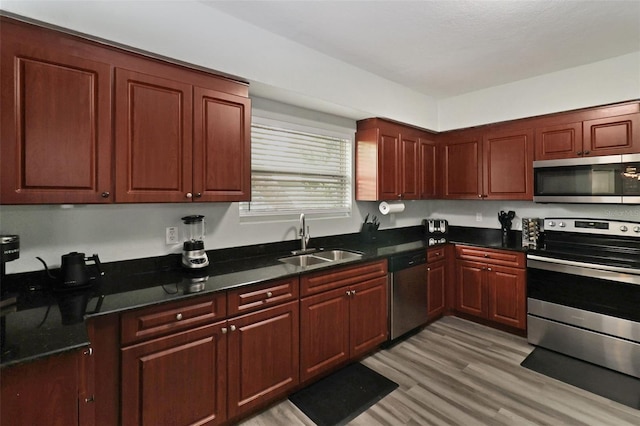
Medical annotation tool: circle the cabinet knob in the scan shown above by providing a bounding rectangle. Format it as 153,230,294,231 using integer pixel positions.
484,253,489,258
195,192,202,198
478,194,482,198
352,290,357,296
266,291,273,298
487,267,492,271
576,151,583,156
175,313,183,320
83,347,93,356
85,396,95,403
221,327,228,334
230,325,237,332
427,267,431,271
583,150,590,155
186,192,193,199
101,191,110,198
346,290,351,296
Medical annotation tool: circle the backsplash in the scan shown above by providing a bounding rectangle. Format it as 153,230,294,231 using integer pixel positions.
1,200,638,274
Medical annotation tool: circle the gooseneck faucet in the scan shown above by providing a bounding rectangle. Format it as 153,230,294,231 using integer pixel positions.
299,213,310,252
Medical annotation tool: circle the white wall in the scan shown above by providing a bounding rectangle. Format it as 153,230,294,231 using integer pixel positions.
438,52,640,130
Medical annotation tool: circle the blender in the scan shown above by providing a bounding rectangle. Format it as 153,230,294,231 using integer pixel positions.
181,215,209,269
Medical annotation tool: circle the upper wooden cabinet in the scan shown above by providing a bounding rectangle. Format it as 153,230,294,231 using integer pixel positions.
356,118,437,201
1,17,250,205
442,127,533,200
535,106,640,160
115,69,251,203
1,25,113,204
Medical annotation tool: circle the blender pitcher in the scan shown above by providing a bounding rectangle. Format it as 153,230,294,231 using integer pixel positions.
181,215,209,269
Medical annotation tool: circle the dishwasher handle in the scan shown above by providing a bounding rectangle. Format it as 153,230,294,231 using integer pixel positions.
388,250,427,272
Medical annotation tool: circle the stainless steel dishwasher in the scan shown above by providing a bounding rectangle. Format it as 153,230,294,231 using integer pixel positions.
388,249,428,340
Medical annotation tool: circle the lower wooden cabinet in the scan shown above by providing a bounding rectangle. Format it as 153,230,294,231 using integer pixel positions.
455,258,526,330
1,348,94,426
227,301,299,420
427,259,447,320
121,321,228,426
300,262,388,383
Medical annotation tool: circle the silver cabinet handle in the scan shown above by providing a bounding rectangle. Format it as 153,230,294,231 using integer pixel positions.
230,325,237,332
176,313,183,320
221,327,228,334
346,290,351,296
487,267,492,271
101,191,110,198
266,291,273,298
83,347,93,356
186,192,193,199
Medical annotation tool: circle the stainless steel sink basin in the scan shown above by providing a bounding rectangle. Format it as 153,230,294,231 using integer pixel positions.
278,249,363,267
313,250,363,262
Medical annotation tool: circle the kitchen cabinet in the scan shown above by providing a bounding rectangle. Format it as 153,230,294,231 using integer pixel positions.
300,260,388,382
1,16,250,205
419,136,440,198
356,118,436,201
426,247,448,320
120,278,298,426
442,127,533,200
535,112,640,160
1,20,113,204
454,246,526,330
1,347,94,426
115,68,251,203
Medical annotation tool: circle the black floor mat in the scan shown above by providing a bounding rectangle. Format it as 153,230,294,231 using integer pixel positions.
289,363,398,426
521,347,640,409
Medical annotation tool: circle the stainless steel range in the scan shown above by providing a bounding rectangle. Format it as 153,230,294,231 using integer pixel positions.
527,218,640,378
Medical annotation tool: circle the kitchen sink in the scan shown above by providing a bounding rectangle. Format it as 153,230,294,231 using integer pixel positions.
278,249,363,267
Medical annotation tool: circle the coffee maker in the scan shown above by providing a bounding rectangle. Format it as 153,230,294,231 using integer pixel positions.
181,215,209,269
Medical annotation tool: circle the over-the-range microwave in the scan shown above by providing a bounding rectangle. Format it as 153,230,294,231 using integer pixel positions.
533,153,640,204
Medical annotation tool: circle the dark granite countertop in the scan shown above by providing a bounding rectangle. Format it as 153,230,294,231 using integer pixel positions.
0,225,524,368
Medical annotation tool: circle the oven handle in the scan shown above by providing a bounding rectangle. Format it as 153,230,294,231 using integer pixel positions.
527,255,640,286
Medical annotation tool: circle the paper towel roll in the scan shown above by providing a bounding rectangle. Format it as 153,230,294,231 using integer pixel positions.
379,201,405,215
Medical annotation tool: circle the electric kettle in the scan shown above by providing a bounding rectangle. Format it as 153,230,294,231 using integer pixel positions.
37,252,103,290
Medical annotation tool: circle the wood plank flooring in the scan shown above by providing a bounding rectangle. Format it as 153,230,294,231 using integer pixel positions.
239,316,640,425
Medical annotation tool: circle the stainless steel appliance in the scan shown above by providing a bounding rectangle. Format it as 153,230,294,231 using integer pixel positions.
423,219,448,247
526,218,640,378
521,218,543,249
533,153,640,203
181,215,209,269
388,249,428,340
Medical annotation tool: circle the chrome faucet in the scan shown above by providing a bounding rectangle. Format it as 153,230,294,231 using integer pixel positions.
299,213,310,252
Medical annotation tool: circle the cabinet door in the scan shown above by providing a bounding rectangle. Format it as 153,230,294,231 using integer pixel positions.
427,260,446,320
455,260,486,318
399,134,419,199
419,137,438,199
115,68,193,202
584,113,640,156
193,88,251,201
1,351,80,426
300,287,350,383
121,322,227,426
227,301,299,420
535,122,583,160
487,265,526,330
443,135,483,199
1,40,112,204
378,130,400,200
483,128,534,200
349,276,388,359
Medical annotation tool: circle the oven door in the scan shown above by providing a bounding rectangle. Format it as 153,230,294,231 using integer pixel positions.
527,255,640,378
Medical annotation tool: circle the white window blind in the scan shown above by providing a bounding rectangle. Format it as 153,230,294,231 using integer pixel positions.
240,123,352,217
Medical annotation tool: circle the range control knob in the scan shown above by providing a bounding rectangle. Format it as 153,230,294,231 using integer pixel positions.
547,221,555,227
633,226,640,233
620,225,628,232
558,222,566,228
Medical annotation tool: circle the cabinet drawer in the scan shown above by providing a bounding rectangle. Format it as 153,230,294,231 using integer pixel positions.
227,277,299,316
301,259,387,296
455,245,525,268
121,293,227,346
427,247,446,262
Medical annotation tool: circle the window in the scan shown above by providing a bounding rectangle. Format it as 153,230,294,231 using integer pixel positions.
240,120,352,218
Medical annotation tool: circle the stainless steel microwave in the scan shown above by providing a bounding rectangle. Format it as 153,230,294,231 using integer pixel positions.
533,154,640,204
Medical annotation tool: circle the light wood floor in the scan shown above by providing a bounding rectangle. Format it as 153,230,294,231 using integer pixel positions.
240,316,640,426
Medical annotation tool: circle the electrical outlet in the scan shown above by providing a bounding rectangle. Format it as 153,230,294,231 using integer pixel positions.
166,227,179,245
475,212,483,222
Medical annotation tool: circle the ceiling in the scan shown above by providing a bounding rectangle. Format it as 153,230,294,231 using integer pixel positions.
202,0,640,99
